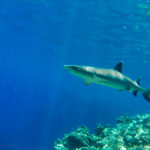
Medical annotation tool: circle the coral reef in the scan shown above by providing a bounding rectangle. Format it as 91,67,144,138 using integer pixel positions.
54,113,150,150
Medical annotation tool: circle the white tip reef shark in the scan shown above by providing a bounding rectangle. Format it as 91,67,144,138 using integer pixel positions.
64,62,150,102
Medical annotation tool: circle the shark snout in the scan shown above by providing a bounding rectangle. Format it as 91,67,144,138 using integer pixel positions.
64,65,81,72
64,65,76,72
64,65,73,71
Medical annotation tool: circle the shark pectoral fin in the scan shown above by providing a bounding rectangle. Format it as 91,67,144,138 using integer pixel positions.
133,91,138,97
84,80,91,86
114,61,123,72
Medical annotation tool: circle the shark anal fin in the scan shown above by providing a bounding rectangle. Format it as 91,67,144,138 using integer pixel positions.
126,86,130,91
133,91,138,97
136,78,140,85
114,61,123,73
84,80,91,86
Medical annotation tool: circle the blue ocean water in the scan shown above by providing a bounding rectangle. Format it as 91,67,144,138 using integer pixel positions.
0,0,150,149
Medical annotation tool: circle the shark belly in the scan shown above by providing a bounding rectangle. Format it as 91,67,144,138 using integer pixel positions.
92,77,127,90
89,72,142,92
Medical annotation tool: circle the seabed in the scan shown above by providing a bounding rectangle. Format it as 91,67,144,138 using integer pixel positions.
54,113,150,150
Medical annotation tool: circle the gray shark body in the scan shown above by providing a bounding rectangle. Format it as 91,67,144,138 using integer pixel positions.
64,62,150,102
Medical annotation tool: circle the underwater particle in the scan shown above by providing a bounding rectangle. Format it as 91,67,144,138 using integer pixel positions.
134,25,139,30
137,47,140,51
91,1,95,5
143,60,148,63
123,26,126,30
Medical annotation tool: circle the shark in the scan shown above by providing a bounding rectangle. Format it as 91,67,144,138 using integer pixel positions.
64,62,150,102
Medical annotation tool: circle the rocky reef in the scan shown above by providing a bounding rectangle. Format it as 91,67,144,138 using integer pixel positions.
54,113,150,150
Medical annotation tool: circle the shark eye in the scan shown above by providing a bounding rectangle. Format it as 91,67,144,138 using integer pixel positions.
71,66,82,72
71,66,77,69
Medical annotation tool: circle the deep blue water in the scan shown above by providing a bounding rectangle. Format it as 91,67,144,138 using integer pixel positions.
0,0,150,149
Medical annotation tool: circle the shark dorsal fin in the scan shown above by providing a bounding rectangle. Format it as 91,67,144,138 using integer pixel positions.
114,62,123,73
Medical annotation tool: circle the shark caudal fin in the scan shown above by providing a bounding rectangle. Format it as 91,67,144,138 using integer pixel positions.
142,88,150,102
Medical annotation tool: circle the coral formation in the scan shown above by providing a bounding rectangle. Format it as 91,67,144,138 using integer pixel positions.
54,113,150,150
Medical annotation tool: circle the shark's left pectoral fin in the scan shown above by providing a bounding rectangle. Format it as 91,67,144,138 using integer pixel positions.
114,61,123,73
133,91,138,97
84,80,91,86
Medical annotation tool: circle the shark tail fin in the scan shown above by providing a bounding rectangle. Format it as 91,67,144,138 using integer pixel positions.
142,88,150,102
